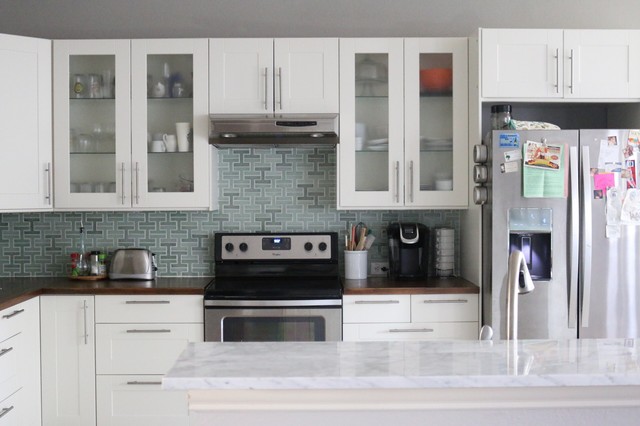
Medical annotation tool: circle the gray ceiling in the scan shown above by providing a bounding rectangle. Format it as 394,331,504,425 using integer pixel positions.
1,0,638,39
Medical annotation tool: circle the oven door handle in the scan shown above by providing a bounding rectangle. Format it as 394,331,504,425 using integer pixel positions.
204,299,342,307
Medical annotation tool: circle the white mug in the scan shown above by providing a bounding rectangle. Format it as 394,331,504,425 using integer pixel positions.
163,134,177,152
176,122,191,152
150,139,166,152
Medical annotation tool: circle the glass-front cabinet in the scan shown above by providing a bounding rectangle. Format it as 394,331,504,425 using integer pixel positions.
338,38,468,209
53,39,210,210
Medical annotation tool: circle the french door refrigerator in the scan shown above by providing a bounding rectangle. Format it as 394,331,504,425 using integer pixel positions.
483,129,640,339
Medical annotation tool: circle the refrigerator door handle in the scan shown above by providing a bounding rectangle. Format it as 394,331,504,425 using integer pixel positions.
580,146,593,328
568,146,579,328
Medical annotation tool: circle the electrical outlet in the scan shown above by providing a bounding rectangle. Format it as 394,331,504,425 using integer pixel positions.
370,262,389,276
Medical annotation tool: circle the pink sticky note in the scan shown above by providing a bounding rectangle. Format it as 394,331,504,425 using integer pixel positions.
594,173,615,190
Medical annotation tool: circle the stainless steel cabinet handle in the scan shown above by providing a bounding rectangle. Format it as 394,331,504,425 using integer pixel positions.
263,67,268,111
45,162,52,205
389,328,434,333
2,309,24,319
568,146,579,328
394,161,400,203
126,381,162,385
568,49,575,94
121,162,126,205
422,299,468,304
135,162,140,204
82,300,88,345
0,406,14,419
126,329,172,333
0,347,14,358
409,160,414,203
354,300,400,305
277,67,283,110
581,146,593,327
554,48,560,94
125,300,170,304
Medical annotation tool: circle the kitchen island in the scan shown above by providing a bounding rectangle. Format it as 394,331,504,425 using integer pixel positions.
163,339,640,426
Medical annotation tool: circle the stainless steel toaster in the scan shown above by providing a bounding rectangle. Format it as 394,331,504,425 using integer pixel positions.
108,248,157,280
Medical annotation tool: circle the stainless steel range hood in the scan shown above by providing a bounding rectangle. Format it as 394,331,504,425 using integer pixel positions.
209,114,339,147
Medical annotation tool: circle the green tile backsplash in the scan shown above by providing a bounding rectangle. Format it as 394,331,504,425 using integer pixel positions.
0,148,460,277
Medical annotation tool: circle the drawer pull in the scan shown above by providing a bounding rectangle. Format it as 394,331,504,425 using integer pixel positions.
354,300,400,305
125,300,170,305
126,329,171,333
126,381,162,386
0,347,13,358
0,406,14,419
2,309,24,319
389,328,434,333
422,299,468,304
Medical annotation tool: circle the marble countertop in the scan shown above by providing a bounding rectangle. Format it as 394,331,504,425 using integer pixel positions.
0,276,210,310
163,339,640,390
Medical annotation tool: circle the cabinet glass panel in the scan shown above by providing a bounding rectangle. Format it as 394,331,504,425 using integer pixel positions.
419,53,453,191
355,54,389,192
146,54,194,193
69,55,116,193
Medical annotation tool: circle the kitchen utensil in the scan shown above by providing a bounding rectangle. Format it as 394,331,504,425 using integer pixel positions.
101,69,114,98
176,122,191,152
87,74,102,98
345,250,368,279
150,139,166,152
419,68,452,93
71,74,87,98
163,134,177,152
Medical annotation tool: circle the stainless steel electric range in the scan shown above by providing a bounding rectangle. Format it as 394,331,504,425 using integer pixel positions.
204,232,342,342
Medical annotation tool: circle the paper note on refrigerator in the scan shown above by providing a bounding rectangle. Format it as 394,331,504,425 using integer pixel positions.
598,140,621,169
523,142,567,198
621,188,640,223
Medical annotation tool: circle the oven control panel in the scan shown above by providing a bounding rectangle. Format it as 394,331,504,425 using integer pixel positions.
217,234,334,260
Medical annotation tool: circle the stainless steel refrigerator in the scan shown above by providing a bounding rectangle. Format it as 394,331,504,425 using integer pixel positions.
483,129,640,339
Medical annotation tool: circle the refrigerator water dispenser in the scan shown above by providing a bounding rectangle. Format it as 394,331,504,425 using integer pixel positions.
508,208,552,281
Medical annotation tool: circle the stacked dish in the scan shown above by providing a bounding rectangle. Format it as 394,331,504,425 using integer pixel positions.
434,228,454,277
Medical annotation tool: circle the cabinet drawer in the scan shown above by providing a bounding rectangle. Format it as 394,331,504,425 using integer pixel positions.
0,389,21,426
342,295,410,324
0,334,20,402
95,295,203,323
96,375,188,426
343,322,478,341
411,294,478,323
95,323,203,374
0,302,31,343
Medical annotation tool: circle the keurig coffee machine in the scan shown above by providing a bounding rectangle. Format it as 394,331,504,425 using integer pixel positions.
387,223,429,279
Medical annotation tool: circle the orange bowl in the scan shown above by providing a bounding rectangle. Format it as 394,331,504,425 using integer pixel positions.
420,68,452,93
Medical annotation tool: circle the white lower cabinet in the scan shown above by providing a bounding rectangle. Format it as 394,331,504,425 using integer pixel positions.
0,297,41,426
343,293,478,341
40,295,96,426
96,375,188,426
95,295,203,426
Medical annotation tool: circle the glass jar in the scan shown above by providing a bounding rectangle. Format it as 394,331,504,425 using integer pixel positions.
491,104,512,130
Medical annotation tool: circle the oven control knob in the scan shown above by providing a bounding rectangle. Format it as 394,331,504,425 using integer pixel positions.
318,242,327,252
224,243,234,252
304,242,313,252
239,242,248,252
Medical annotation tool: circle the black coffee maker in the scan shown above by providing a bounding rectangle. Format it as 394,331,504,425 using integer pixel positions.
387,223,429,279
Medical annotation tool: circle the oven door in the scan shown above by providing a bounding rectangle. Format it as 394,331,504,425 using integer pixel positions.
204,302,342,342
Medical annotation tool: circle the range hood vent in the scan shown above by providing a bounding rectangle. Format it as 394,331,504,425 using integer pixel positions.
209,114,339,147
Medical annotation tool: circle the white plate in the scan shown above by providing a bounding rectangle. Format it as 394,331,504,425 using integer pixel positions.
367,138,388,146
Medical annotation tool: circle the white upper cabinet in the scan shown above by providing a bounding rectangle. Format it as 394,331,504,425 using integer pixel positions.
482,29,640,99
0,34,52,211
210,38,338,113
53,39,211,210
338,38,468,209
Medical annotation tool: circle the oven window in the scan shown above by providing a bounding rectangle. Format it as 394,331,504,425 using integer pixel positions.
222,317,326,342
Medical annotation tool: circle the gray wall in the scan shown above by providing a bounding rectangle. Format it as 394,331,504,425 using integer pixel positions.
0,0,638,40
